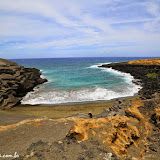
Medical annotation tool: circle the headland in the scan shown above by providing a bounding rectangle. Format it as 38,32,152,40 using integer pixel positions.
0,58,47,110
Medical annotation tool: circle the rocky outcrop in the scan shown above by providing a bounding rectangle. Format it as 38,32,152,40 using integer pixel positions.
99,61,160,99
0,58,47,110
10,93,160,160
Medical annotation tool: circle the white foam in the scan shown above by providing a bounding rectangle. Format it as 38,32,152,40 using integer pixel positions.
88,62,140,87
87,62,111,69
21,84,141,105
40,74,54,83
101,67,134,84
40,75,46,79
21,62,142,105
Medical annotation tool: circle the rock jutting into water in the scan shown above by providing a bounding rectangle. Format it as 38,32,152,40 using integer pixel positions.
0,58,47,110
99,59,160,99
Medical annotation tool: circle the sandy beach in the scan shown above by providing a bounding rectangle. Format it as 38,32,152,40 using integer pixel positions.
0,95,139,158
0,96,139,125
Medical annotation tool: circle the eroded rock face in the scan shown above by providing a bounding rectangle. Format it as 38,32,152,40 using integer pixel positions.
0,58,47,109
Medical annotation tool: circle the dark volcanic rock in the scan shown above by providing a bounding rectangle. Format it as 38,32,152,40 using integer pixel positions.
16,137,116,160
0,58,47,109
99,62,160,99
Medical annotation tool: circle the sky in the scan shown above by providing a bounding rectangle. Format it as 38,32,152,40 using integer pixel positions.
0,0,160,59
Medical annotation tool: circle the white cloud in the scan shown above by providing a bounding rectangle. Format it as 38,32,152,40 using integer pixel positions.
0,0,160,57
145,0,160,17
143,0,160,32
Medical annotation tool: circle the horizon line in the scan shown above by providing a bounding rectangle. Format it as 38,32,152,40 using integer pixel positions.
6,56,160,60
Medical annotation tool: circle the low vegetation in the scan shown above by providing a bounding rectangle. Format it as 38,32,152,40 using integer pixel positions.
146,73,158,79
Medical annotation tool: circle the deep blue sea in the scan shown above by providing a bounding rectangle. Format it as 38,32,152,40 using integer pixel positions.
10,57,154,104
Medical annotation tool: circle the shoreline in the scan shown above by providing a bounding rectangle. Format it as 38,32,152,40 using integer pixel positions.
0,58,141,120
21,61,141,106
22,93,139,106
0,95,139,120
99,60,160,99
1,58,159,120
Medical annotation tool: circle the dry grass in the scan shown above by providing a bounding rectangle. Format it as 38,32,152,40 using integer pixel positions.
128,58,160,65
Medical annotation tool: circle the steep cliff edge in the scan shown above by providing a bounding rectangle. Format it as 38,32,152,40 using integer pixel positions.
99,59,160,99
0,58,47,110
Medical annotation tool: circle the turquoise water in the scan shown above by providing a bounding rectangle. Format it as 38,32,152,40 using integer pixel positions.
10,57,150,104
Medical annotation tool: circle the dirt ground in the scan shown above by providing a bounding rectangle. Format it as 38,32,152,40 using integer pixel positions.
0,118,74,157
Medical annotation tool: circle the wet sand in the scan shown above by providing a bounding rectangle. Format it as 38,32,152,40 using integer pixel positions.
0,96,139,126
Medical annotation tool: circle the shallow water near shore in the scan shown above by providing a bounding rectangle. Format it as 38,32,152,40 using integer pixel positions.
10,57,152,105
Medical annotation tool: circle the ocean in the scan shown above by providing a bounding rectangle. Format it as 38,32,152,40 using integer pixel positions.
10,57,151,105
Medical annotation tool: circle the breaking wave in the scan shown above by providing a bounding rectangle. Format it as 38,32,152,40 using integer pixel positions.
21,62,141,105
87,62,111,69
21,85,140,105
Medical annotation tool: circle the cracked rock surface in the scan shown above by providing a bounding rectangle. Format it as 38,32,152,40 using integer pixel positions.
0,58,47,110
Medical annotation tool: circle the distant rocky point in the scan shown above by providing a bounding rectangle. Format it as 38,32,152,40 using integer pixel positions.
0,58,47,110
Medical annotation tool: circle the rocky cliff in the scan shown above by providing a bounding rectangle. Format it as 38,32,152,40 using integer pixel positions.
99,59,160,99
0,58,47,110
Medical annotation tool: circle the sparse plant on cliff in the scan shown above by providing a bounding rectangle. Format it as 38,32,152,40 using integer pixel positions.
146,73,158,79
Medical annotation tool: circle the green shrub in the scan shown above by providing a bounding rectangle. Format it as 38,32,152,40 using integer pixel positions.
146,73,158,79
